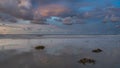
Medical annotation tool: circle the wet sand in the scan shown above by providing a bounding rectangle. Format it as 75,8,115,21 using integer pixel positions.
0,35,120,68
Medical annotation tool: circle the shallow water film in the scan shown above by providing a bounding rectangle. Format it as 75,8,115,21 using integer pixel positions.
0,35,120,68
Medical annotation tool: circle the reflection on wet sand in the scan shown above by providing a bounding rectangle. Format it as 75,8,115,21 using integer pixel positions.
0,36,120,68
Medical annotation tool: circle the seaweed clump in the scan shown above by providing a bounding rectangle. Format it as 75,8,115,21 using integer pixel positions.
35,45,45,50
78,58,96,65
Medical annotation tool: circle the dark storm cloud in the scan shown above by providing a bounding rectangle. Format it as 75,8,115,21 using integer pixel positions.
0,0,33,19
0,0,118,20
0,0,83,19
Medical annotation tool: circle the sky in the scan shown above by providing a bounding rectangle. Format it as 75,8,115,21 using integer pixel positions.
0,0,120,20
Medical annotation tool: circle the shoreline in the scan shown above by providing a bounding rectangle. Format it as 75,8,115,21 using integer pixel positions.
0,34,120,39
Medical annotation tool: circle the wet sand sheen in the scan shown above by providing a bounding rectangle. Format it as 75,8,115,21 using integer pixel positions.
0,35,120,68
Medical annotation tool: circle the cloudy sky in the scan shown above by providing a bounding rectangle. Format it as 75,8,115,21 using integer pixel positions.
0,0,119,20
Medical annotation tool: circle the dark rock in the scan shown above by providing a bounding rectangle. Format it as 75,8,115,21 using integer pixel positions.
78,58,96,65
88,59,96,64
92,48,102,53
35,45,45,50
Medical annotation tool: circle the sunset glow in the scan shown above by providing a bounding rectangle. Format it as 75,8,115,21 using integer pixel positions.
34,4,68,17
